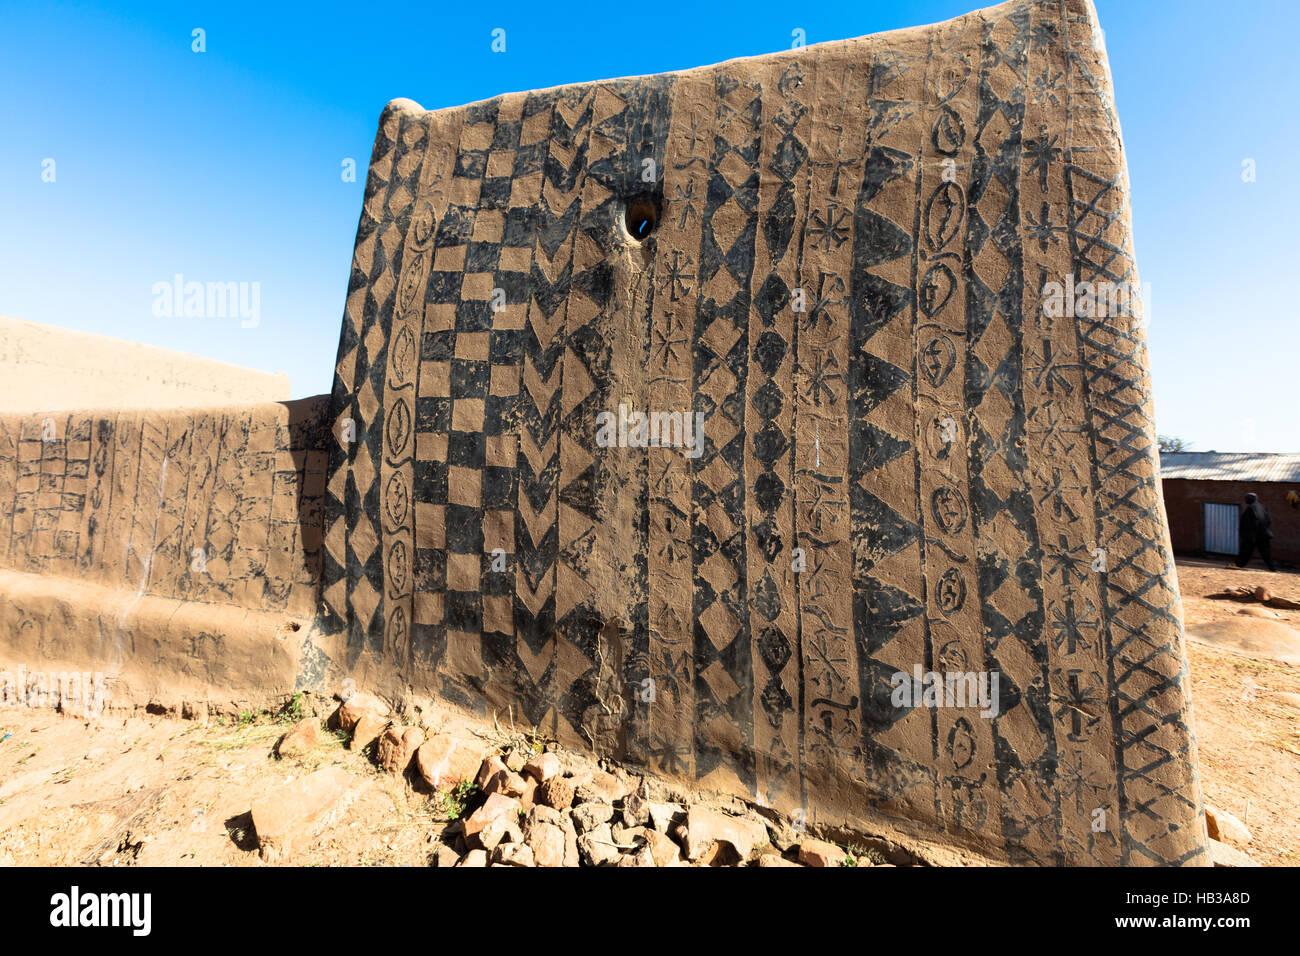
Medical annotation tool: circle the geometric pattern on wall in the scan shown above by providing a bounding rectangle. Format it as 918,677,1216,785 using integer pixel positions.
316,0,1209,865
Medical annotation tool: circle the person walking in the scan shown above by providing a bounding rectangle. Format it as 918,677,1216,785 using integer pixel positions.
1234,492,1277,572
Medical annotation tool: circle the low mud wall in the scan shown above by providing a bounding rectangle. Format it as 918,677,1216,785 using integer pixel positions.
0,398,329,712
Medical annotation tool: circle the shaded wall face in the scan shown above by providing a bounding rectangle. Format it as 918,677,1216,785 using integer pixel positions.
320,0,1207,865
0,398,329,616
1163,479,1300,562
0,397,332,712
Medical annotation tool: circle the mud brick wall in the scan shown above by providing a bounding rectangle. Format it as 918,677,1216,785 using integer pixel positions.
0,398,328,612
1163,478,1300,564
314,0,1209,864
0,398,331,709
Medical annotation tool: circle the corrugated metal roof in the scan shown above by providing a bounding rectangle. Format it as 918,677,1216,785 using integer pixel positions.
1158,451,1300,483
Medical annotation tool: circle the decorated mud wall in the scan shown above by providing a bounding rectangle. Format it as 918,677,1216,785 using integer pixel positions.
0,398,329,707
312,0,1207,864
0,0,1208,866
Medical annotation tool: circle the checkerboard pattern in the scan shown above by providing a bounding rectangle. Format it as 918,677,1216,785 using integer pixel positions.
314,0,1208,866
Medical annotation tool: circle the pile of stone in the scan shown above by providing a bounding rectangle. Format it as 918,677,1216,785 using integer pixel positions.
322,691,887,867
248,692,1263,868
432,749,867,868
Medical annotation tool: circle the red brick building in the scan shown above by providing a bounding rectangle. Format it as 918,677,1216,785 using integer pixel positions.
1159,452,1300,565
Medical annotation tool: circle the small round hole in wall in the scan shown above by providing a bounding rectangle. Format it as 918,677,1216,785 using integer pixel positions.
623,195,659,242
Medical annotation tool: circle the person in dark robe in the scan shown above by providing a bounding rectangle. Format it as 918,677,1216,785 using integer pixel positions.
1235,492,1277,572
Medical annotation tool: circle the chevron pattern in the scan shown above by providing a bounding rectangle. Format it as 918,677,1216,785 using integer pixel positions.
311,0,1207,866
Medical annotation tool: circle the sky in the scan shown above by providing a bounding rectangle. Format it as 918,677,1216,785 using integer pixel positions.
0,0,1296,452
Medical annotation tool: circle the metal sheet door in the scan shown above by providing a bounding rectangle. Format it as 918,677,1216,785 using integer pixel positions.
1203,502,1238,554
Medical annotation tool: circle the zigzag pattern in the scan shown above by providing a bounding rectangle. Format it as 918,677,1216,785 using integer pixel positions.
528,87,596,738
308,0,1207,866
1060,3,1207,867
1066,179,1205,862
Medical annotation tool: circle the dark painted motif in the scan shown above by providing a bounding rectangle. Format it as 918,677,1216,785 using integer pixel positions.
319,0,1206,866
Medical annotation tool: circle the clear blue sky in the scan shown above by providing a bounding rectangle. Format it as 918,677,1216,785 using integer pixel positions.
1,0,1295,451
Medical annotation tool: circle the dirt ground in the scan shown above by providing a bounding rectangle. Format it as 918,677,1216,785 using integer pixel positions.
0,707,451,867
1177,556,1300,866
0,556,1296,867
